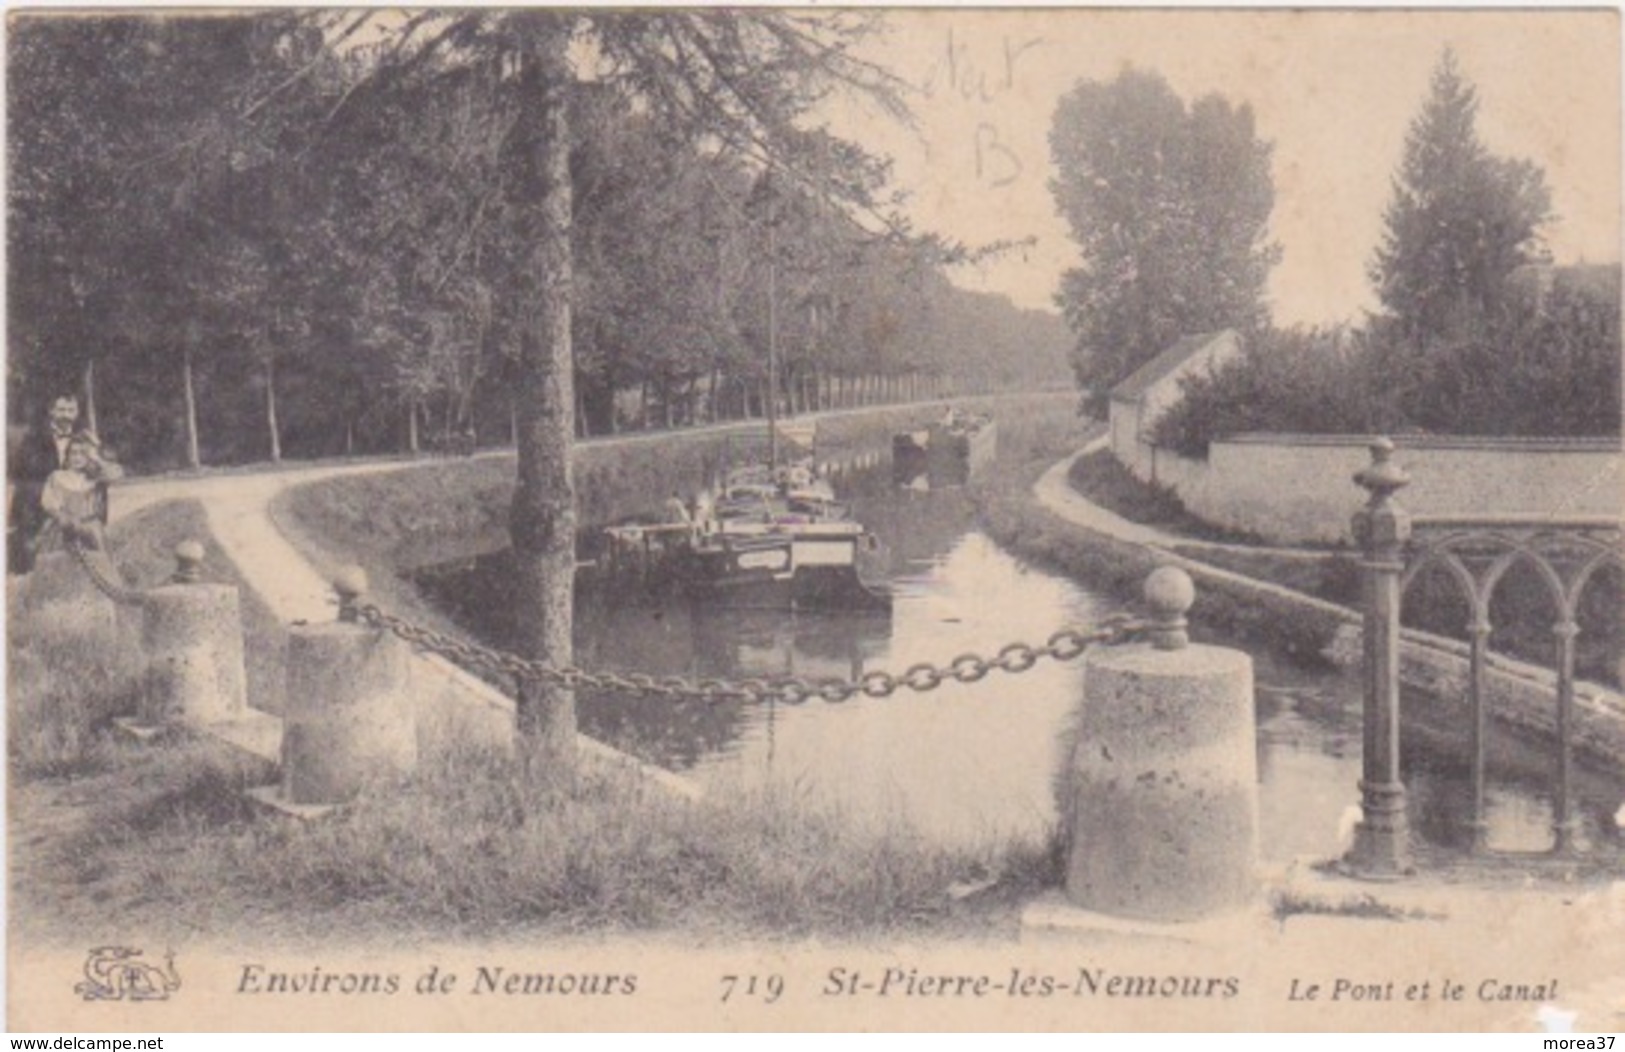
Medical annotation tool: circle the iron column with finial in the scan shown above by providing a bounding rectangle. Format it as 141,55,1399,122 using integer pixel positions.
1347,437,1413,878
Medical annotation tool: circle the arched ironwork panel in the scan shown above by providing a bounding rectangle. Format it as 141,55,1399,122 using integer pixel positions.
1350,435,1622,872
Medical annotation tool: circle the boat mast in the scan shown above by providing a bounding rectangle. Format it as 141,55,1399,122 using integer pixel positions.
767,169,779,471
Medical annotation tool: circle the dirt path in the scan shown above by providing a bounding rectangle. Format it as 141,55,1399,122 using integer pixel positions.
1035,435,1336,561
106,393,1071,624
108,456,446,622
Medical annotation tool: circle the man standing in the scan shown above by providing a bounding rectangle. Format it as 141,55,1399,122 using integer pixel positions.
8,393,83,574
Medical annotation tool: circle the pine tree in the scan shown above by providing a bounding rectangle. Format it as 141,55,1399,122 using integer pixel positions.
1369,50,1552,342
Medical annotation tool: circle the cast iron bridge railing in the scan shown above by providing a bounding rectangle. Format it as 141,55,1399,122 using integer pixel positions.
1345,437,1624,876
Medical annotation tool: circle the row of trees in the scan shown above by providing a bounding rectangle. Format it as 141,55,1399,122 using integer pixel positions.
1049,52,1619,445
10,11,1075,764
10,15,1068,474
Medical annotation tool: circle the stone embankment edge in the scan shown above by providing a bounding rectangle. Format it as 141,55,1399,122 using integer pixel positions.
1026,447,1625,766
252,475,710,802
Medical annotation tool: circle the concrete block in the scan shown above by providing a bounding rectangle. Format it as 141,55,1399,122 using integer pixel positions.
140,583,247,726
282,622,415,806
1066,641,1259,922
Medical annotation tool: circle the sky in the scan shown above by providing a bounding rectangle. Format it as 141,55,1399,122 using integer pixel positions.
821,9,1621,327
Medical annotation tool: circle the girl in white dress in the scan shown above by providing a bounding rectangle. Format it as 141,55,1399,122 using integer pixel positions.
38,434,119,553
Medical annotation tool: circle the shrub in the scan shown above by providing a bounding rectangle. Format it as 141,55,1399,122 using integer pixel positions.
1396,277,1621,437
1150,327,1400,457
1151,277,1621,456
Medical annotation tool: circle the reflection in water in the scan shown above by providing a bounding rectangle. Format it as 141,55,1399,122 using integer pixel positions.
577,529,1105,849
414,453,1625,860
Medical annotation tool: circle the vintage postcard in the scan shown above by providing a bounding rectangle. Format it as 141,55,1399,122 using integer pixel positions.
6,6,1622,1034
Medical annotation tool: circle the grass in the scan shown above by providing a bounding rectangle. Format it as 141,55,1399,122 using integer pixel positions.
1170,544,1363,607
7,498,286,779
1067,449,1268,544
976,460,1349,667
145,746,1057,938
6,578,141,780
11,721,1057,941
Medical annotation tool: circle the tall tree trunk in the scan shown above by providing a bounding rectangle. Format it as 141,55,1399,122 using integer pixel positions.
82,359,98,436
408,401,419,455
182,346,201,471
507,26,578,767
346,419,355,457
265,356,282,464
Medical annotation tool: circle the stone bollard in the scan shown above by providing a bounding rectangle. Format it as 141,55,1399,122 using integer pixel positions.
280,568,415,806
1065,566,1259,922
139,541,247,726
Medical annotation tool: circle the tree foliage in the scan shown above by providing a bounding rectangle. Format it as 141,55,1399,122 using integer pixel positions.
1152,268,1622,456
1154,50,1611,456
1370,50,1553,342
9,12,1069,469
1048,68,1278,408
1149,328,1399,456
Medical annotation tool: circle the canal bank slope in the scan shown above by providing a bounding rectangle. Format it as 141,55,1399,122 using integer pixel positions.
997,437,1625,766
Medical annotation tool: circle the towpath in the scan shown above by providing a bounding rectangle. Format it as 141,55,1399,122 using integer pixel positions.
106,394,1069,624
1035,431,1336,561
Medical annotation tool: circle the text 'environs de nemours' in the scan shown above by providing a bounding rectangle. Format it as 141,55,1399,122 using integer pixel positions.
822,967,1241,999
235,964,638,997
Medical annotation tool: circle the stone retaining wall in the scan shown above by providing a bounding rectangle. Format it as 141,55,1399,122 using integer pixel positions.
1119,433,1621,544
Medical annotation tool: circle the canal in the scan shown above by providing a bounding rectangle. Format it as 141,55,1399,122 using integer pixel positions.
412,455,1625,864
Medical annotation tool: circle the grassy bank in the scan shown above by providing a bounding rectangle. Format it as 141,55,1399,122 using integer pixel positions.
11,644,1055,943
976,462,1349,666
23,742,1053,941
1067,449,1267,545
7,499,286,780
6,572,142,781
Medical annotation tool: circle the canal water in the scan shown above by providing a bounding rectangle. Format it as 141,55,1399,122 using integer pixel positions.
413,458,1625,864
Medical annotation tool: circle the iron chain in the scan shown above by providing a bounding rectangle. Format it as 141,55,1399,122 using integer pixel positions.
65,538,146,607
350,600,1151,705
